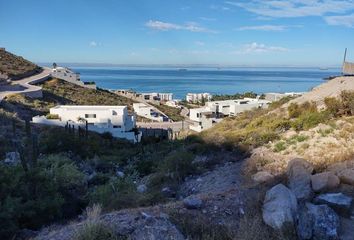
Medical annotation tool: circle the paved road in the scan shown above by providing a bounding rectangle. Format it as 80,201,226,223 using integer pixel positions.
0,67,51,102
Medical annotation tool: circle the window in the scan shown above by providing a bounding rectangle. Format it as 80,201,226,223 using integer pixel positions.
196,113,200,118
85,114,96,118
112,110,117,116
113,125,121,128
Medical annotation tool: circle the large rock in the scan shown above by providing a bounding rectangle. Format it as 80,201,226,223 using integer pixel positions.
297,203,340,240
3,151,21,166
252,171,274,184
287,158,313,201
314,193,353,217
311,172,340,193
183,197,204,209
262,184,298,232
337,169,354,186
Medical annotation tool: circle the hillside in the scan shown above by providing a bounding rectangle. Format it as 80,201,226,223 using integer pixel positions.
1,76,354,240
0,48,42,79
1,78,136,120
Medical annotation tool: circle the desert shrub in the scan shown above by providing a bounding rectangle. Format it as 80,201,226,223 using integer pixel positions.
274,141,287,152
0,165,65,239
288,102,317,119
291,111,330,131
324,97,342,116
89,176,139,210
74,221,121,240
169,210,233,240
268,96,295,110
158,150,196,184
339,91,354,115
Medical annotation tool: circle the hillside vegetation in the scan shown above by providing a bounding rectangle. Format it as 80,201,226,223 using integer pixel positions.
0,48,42,79
1,78,136,120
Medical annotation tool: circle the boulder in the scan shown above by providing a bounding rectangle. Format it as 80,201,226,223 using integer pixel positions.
287,158,313,201
311,172,340,193
314,193,352,217
337,169,354,186
137,184,147,193
183,197,204,209
3,151,21,166
327,161,350,175
252,171,274,183
262,184,298,232
297,203,340,240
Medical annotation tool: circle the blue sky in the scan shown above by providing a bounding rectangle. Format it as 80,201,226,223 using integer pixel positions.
1,0,354,66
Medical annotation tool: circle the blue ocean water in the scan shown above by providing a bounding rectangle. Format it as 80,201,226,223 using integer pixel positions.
71,67,340,99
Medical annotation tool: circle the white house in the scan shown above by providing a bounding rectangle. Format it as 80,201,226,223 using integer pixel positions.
188,97,270,132
186,93,212,103
51,66,97,89
205,98,270,117
32,105,141,143
165,100,181,108
141,92,173,101
133,103,166,122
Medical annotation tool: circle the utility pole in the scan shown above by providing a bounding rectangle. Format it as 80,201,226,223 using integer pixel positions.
343,48,347,75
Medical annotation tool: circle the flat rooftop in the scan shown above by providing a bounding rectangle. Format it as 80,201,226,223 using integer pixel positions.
52,105,127,110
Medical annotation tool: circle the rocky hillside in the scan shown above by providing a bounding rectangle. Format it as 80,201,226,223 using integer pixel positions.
0,48,42,79
2,76,354,240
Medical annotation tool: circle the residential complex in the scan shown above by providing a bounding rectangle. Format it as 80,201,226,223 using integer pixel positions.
141,92,173,101
186,93,212,103
189,98,270,132
32,105,141,143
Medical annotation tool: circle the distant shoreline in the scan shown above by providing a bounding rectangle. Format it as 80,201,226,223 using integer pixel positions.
38,63,341,69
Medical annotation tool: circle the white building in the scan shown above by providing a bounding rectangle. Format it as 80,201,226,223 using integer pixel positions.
205,98,270,117
186,93,212,103
51,66,96,89
188,98,270,132
133,103,166,122
32,105,141,143
141,92,173,101
165,100,181,108
264,92,304,102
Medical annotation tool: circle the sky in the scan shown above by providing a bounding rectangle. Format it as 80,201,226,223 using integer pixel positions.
1,0,354,67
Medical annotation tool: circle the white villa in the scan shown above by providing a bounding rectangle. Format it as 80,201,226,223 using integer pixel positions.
189,98,270,132
133,103,166,122
51,66,97,89
32,105,141,143
165,100,181,108
186,93,212,103
141,92,173,101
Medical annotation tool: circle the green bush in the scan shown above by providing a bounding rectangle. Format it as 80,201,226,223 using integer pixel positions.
274,141,287,152
291,111,330,131
89,177,138,210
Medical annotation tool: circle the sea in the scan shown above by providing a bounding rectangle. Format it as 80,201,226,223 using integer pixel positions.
70,67,340,99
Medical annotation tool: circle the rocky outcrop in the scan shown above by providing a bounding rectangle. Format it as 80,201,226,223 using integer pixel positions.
297,203,340,240
252,171,274,184
337,169,354,186
314,193,353,217
311,172,340,193
35,209,184,240
262,184,298,232
287,158,313,201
